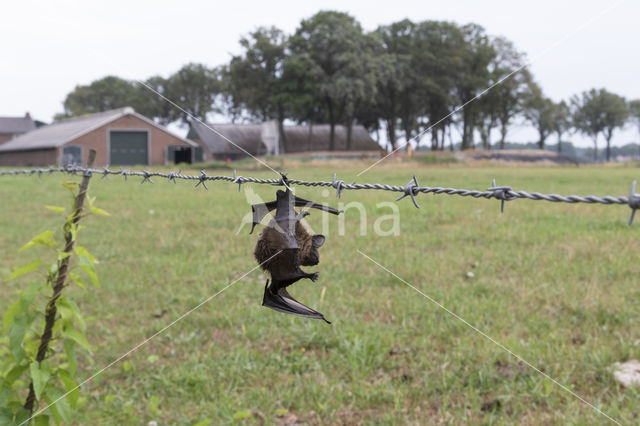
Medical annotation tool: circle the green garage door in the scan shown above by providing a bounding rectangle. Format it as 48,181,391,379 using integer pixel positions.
109,131,148,165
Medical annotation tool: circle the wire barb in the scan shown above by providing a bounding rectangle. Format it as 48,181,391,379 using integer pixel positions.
167,170,178,184
194,170,208,190
488,179,516,213
395,176,420,208
141,170,153,184
232,170,244,192
332,173,345,198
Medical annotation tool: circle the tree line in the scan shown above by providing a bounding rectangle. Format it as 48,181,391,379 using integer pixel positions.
57,11,640,161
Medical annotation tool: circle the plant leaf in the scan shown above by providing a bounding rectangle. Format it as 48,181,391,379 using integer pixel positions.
61,326,91,352
58,296,86,331
58,369,79,407
33,414,50,426
2,300,22,333
9,314,28,359
12,408,31,425
63,339,77,376
89,205,110,216
44,387,71,424
69,271,85,289
19,231,56,251
61,181,78,192
21,281,44,306
57,251,71,262
74,246,97,264
7,260,41,281
45,205,65,214
3,363,29,387
80,264,99,288
30,361,51,401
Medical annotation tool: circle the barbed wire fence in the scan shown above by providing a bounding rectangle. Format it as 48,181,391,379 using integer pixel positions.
3,162,635,426
1,165,639,225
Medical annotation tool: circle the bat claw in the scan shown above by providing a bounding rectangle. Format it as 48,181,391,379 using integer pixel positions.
296,210,310,220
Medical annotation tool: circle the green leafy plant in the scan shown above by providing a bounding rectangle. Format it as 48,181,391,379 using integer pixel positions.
0,151,108,424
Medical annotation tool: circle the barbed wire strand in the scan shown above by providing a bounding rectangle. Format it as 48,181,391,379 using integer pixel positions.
1,165,637,207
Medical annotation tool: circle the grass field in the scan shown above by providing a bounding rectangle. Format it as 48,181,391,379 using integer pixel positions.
1,160,639,424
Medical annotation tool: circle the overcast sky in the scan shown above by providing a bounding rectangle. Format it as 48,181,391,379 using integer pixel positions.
2,0,638,147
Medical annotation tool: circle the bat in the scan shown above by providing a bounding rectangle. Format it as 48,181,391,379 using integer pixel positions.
252,189,341,323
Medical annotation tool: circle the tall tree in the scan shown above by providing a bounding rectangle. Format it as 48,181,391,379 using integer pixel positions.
164,63,220,125
523,82,555,149
550,101,571,152
339,32,381,150
141,75,173,124
278,54,323,126
489,36,531,150
572,88,627,161
600,90,628,161
475,88,499,149
225,27,291,150
572,89,604,161
289,11,374,150
58,76,160,119
451,24,495,150
373,19,416,150
412,21,460,151
217,64,244,123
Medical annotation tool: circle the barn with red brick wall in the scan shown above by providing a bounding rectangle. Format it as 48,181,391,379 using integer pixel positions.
0,107,199,167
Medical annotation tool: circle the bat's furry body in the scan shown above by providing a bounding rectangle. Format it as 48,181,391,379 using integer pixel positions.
254,221,323,272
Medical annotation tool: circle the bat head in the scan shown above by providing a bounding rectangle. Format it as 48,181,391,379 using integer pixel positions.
299,233,324,266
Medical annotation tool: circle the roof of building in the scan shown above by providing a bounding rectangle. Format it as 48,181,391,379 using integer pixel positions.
0,114,36,135
0,107,196,152
189,121,266,155
189,121,381,155
284,124,380,152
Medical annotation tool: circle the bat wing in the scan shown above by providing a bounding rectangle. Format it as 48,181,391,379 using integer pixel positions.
294,195,342,216
262,281,331,324
250,200,278,234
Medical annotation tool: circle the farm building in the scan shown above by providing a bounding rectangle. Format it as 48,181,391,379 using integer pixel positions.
0,107,199,167
188,120,381,161
0,113,36,145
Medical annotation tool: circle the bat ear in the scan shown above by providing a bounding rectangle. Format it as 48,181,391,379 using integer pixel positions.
312,234,325,248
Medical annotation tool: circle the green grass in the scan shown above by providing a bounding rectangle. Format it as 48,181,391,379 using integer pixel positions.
1,162,639,424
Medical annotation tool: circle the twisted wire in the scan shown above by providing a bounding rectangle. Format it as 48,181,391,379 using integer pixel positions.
0,165,634,207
